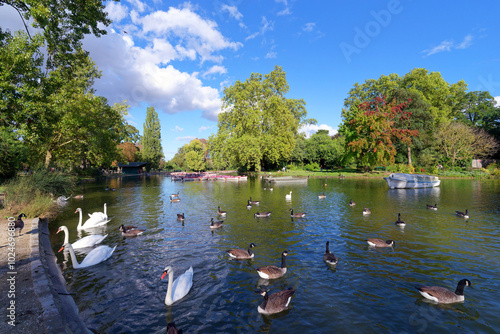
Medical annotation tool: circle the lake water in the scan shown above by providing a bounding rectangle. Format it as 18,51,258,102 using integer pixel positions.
50,175,500,333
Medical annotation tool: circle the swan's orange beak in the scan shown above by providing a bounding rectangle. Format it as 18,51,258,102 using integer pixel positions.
74,209,78,213
56,228,61,234
58,245,64,252
161,271,167,280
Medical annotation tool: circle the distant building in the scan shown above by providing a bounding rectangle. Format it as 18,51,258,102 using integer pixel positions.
117,162,147,174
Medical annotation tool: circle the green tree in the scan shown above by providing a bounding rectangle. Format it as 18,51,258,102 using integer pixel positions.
213,65,314,171
289,134,307,166
305,130,337,167
142,106,163,170
185,139,206,171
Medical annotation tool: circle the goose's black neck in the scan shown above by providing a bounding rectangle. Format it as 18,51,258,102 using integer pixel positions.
260,292,269,309
281,253,287,268
455,282,467,295
247,245,253,256
325,242,330,254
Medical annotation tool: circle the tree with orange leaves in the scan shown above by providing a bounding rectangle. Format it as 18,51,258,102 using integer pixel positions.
344,96,418,169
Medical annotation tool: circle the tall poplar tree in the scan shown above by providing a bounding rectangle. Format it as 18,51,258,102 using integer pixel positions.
142,106,163,170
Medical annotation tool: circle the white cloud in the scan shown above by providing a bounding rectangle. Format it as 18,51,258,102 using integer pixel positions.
202,65,227,78
141,7,242,62
106,2,129,23
265,51,277,59
176,136,196,142
276,0,291,15
494,96,500,106
126,0,147,13
221,5,243,20
246,16,274,41
172,126,184,132
422,34,474,56
299,124,338,138
456,34,473,49
198,125,212,132
303,23,316,32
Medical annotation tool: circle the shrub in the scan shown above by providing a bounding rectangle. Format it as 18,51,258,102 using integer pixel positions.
304,162,320,172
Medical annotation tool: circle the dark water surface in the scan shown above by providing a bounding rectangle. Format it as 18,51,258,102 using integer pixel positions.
50,176,500,333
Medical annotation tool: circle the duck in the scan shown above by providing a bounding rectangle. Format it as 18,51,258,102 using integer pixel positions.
177,213,185,221
14,213,26,235
170,196,181,203
318,194,326,199
349,199,356,206
217,206,227,216
59,243,116,269
415,279,472,304
249,197,260,205
366,238,395,247
256,250,288,279
210,218,224,229
456,209,469,219
363,207,371,215
161,266,194,305
323,241,338,265
57,226,107,249
257,288,296,315
269,187,273,191
167,322,183,334
285,191,292,200
395,213,406,227
254,212,272,218
227,243,256,259
426,203,437,210
119,225,145,236
339,173,345,179
246,200,252,210
171,191,180,198
290,208,306,218
75,208,110,230
88,203,108,221
73,195,84,199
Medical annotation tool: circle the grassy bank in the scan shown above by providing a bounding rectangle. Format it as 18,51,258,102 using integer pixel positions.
0,170,76,218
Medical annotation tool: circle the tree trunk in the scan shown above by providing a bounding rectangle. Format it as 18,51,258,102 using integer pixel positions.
407,146,412,165
45,150,52,168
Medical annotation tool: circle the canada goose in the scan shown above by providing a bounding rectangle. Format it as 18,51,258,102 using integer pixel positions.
161,266,194,305
415,279,472,304
323,241,338,265
426,203,437,210
119,224,145,236
318,194,326,199
256,250,288,279
395,213,406,227
227,243,256,259
366,238,395,247
246,200,252,209
249,197,260,205
14,213,27,235
285,191,292,200
349,200,356,206
122,225,138,230
210,218,223,229
339,173,345,179
290,208,306,218
171,191,180,198
456,209,469,219
167,322,183,334
217,206,227,216
363,207,371,215
177,213,185,221
254,212,272,218
170,196,180,203
257,288,296,314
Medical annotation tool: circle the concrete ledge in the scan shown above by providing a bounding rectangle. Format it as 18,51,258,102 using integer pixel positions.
31,218,91,334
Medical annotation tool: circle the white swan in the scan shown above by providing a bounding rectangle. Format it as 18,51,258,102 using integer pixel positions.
57,225,107,249
285,191,292,200
59,243,116,269
75,208,111,230
161,266,194,305
88,203,108,220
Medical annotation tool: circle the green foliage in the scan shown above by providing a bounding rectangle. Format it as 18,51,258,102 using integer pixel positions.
212,65,313,171
304,162,320,171
72,166,101,178
142,106,164,170
184,139,206,171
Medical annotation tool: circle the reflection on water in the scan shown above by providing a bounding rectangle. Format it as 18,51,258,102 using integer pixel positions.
50,176,500,333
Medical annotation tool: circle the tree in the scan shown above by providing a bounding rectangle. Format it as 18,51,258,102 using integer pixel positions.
458,91,497,127
305,130,337,167
142,106,163,170
435,122,499,166
344,96,418,168
213,65,314,171
184,139,206,171
289,134,306,166
118,142,139,163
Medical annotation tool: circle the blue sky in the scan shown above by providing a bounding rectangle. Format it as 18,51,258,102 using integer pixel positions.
2,1,500,160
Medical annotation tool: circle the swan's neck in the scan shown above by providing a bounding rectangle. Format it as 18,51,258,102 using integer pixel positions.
77,211,82,228
62,227,69,245
281,254,287,268
165,270,174,305
66,244,81,269
104,204,107,216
